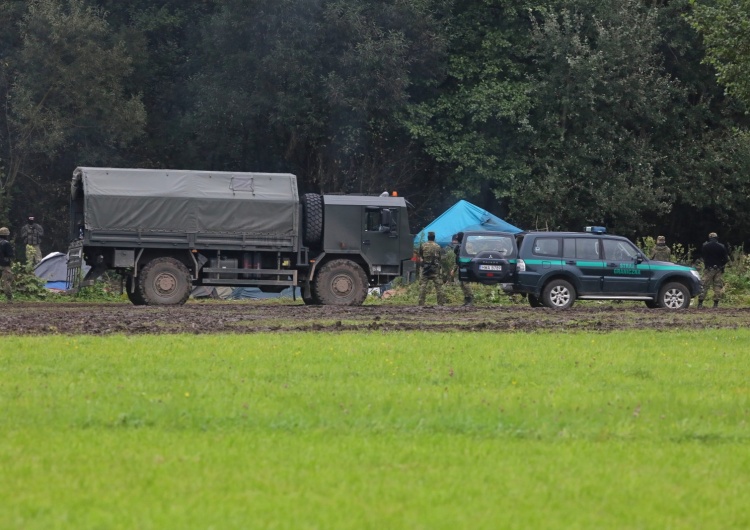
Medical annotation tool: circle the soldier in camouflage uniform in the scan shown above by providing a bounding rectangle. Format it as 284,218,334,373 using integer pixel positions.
0,227,14,302
451,232,473,306
418,231,446,306
698,232,729,308
650,235,671,262
20,216,43,265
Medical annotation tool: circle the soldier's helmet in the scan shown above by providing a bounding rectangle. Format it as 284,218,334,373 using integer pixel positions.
708,232,718,239
0,227,9,236
657,235,665,243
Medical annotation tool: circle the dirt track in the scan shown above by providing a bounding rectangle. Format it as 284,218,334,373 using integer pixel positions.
2,301,749,335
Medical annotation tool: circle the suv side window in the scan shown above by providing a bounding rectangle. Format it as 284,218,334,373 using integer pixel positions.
532,237,561,257
575,238,600,260
563,238,576,258
602,238,639,260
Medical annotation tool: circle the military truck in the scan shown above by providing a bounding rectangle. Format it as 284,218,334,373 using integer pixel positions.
67,167,413,306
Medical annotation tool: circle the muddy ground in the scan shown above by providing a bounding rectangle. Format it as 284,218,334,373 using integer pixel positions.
1,301,749,335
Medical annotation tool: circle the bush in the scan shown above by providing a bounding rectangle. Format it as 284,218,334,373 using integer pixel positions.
73,272,125,302
10,261,48,300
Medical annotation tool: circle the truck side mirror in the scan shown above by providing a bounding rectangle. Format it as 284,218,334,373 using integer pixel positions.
379,209,393,233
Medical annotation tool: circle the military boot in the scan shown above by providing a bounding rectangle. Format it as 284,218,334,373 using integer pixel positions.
463,296,474,307
713,300,719,308
697,300,703,308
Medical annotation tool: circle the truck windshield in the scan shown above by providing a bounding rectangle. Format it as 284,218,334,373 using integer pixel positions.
463,235,515,257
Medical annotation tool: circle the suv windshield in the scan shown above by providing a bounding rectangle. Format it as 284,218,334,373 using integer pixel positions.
463,234,515,257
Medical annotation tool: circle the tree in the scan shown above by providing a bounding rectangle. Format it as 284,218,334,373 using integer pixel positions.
403,0,535,205
512,0,680,233
0,0,145,232
688,0,750,107
183,0,449,197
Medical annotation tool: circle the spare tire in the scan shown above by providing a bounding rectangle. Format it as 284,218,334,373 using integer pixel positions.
301,193,323,247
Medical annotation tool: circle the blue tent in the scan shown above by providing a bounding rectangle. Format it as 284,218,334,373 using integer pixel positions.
413,200,522,247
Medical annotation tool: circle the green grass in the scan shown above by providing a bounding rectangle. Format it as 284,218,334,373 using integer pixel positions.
1,331,749,529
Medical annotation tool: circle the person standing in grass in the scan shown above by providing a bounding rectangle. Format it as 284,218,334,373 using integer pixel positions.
20,216,44,265
0,227,14,302
418,231,446,306
450,232,474,306
650,235,671,261
698,231,729,308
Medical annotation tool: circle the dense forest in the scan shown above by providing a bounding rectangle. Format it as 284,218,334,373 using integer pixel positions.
1,0,749,254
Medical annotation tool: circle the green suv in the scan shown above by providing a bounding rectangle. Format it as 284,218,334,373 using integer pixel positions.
459,227,701,310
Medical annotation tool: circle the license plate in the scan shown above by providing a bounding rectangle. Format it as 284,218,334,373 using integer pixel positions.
479,265,503,271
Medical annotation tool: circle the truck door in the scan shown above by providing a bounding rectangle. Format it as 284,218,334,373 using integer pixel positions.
362,206,401,267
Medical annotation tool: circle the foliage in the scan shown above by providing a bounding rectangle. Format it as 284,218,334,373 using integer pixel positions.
403,0,535,202
511,0,680,232
1,0,750,253
718,247,750,304
688,0,750,107
73,273,125,302
0,0,146,246
637,236,694,265
9,260,47,299
183,0,448,197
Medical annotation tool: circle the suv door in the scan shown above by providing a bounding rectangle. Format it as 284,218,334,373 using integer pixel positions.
600,237,651,294
458,232,517,284
561,237,604,295
516,236,564,293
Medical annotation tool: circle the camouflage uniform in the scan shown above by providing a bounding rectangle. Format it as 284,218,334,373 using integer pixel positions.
418,239,445,306
650,243,671,262
452,234,473,305
0,228,14,301
21,219,43,265
698,232,729,307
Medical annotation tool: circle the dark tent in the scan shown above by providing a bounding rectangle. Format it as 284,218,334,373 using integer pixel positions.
34,252,90,290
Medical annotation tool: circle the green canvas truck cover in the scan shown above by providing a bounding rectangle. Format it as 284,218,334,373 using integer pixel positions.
72,167,298,238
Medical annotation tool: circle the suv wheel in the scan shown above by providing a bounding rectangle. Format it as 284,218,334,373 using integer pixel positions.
542,279,576,310
658,282,690,310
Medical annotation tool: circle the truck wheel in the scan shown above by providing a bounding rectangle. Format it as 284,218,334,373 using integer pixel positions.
125,275,146,306
313,259,368,306
658,282,690,310
301,193,323,247
542,279,576,309
139,257,191,306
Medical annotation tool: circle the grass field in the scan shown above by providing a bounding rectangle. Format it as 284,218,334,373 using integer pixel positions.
1,330,749,529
